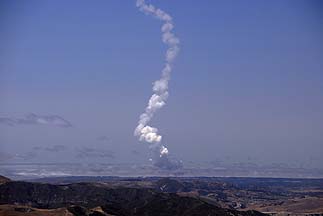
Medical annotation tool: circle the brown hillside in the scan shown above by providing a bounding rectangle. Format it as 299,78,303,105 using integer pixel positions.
0,176,10,185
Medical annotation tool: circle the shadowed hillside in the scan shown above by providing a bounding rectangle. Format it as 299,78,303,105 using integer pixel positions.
0,178,267,216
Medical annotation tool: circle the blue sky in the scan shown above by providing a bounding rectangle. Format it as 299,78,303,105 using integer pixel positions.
0,0,322,168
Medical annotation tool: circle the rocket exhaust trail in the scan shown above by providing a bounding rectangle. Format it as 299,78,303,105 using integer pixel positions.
134,0,180,167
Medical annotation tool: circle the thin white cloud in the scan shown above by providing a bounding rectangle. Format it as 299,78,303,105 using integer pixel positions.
76,147,114,159
97,136,110,142
0,113,72,128
33,145,67,152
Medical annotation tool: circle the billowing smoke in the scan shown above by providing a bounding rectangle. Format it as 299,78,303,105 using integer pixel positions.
134,0,181,169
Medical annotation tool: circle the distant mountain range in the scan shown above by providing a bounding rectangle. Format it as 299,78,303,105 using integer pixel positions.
2,162,323,180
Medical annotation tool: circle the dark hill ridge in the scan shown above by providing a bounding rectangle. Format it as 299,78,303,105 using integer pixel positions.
0,179,267,216
0,176,10,184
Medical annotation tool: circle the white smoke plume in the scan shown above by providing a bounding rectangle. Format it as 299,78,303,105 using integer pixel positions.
134,0,180,160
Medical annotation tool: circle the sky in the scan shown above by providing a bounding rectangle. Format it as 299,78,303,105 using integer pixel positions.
0,0,322,169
